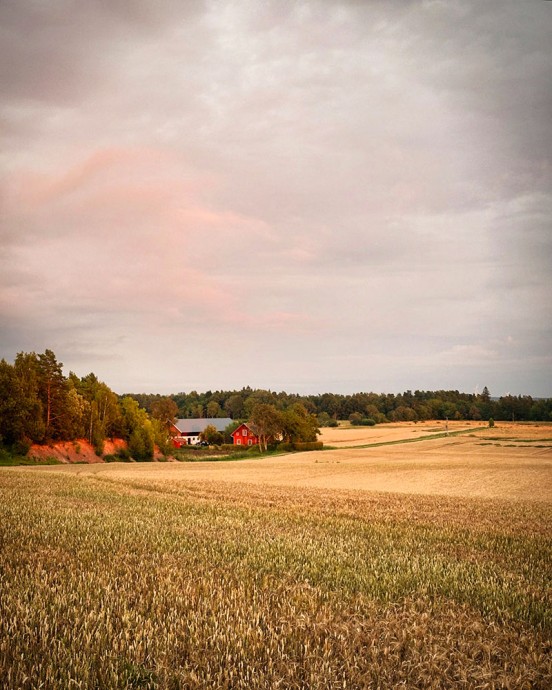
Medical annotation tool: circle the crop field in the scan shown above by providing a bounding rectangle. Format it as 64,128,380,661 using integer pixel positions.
1,423,551,688
39,420,552,502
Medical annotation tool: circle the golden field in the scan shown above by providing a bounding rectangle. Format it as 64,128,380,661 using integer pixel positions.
1,422,550,688
35,420,552,502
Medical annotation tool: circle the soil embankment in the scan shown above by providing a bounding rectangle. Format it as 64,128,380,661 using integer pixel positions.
27,438,137,464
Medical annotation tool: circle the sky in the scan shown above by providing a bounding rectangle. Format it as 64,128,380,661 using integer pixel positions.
1,0,551,397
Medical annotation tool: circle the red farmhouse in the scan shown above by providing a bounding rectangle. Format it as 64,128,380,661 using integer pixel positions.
231,423,260,447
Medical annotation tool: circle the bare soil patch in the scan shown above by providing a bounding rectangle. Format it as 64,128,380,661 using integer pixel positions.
27,437,171,463
28,438,102,464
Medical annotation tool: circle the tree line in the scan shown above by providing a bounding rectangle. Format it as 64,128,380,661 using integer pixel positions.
132,385,552,426
1,349,551,457
0,350,172,459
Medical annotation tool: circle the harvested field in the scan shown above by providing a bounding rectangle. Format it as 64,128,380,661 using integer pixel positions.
35,421,552,502
1,421,550,688
318,419,480,447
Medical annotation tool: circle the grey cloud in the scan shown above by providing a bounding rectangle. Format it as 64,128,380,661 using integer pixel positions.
0,1,207,101
1,0,551,395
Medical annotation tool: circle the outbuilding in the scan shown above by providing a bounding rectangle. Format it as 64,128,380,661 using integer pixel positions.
169,417,232,448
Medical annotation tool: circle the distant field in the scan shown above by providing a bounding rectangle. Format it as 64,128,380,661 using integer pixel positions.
317,419,481,447
35,420,552,502
1,422,550,688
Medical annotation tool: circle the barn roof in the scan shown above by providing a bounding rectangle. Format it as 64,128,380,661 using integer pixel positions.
173,418,232,434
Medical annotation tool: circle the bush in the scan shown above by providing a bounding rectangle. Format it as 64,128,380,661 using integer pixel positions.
103,448,132,462
11,437,32,456
293,441,324,451
104,450,132,463
489,418,495,428
350,418,376,426
278,443,294,452
278,442,324,452
92,437,105,457
221,444,246,452
317,413,339,428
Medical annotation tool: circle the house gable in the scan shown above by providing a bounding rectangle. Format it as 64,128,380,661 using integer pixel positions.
231,423,259,447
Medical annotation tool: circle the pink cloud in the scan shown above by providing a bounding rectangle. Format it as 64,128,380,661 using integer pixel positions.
5,146,208,210
3,146,326,342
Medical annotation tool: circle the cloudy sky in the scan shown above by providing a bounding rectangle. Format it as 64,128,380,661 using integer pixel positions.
1,0,551,396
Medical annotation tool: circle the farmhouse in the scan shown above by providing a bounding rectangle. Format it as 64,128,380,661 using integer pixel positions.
231,423,260,447
169,418,232,448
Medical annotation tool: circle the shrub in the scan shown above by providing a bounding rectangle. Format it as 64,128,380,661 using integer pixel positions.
293,441,324,451
278,442,324,452
351,418,376,426
278,443,294,452
489,418,495,428
221,444,244,452
11,437,32,456
318,413,339,428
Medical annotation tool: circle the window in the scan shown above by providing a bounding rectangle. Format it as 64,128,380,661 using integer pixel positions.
237,439,241,445
242,428,247,436
248,440,252,446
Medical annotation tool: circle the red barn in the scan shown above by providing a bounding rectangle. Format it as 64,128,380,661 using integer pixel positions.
231,423,260,447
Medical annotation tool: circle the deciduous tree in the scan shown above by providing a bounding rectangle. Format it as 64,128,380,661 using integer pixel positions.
206,401,221,418
224,394,245,420
200,424,223,445
151,397,178,423
281,404,319,443
250,403,282,452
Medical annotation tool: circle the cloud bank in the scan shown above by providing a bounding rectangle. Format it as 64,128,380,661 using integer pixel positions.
1,0,551,395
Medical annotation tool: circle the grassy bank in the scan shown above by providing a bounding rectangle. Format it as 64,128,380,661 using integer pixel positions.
0,470,550,688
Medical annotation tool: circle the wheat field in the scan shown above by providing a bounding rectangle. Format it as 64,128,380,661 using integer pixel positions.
1,423,551,688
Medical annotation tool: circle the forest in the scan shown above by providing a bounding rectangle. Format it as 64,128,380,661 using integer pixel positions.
1,349,551,458
133,383,552,426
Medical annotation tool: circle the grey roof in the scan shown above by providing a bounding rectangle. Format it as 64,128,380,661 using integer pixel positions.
173,418,232,434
